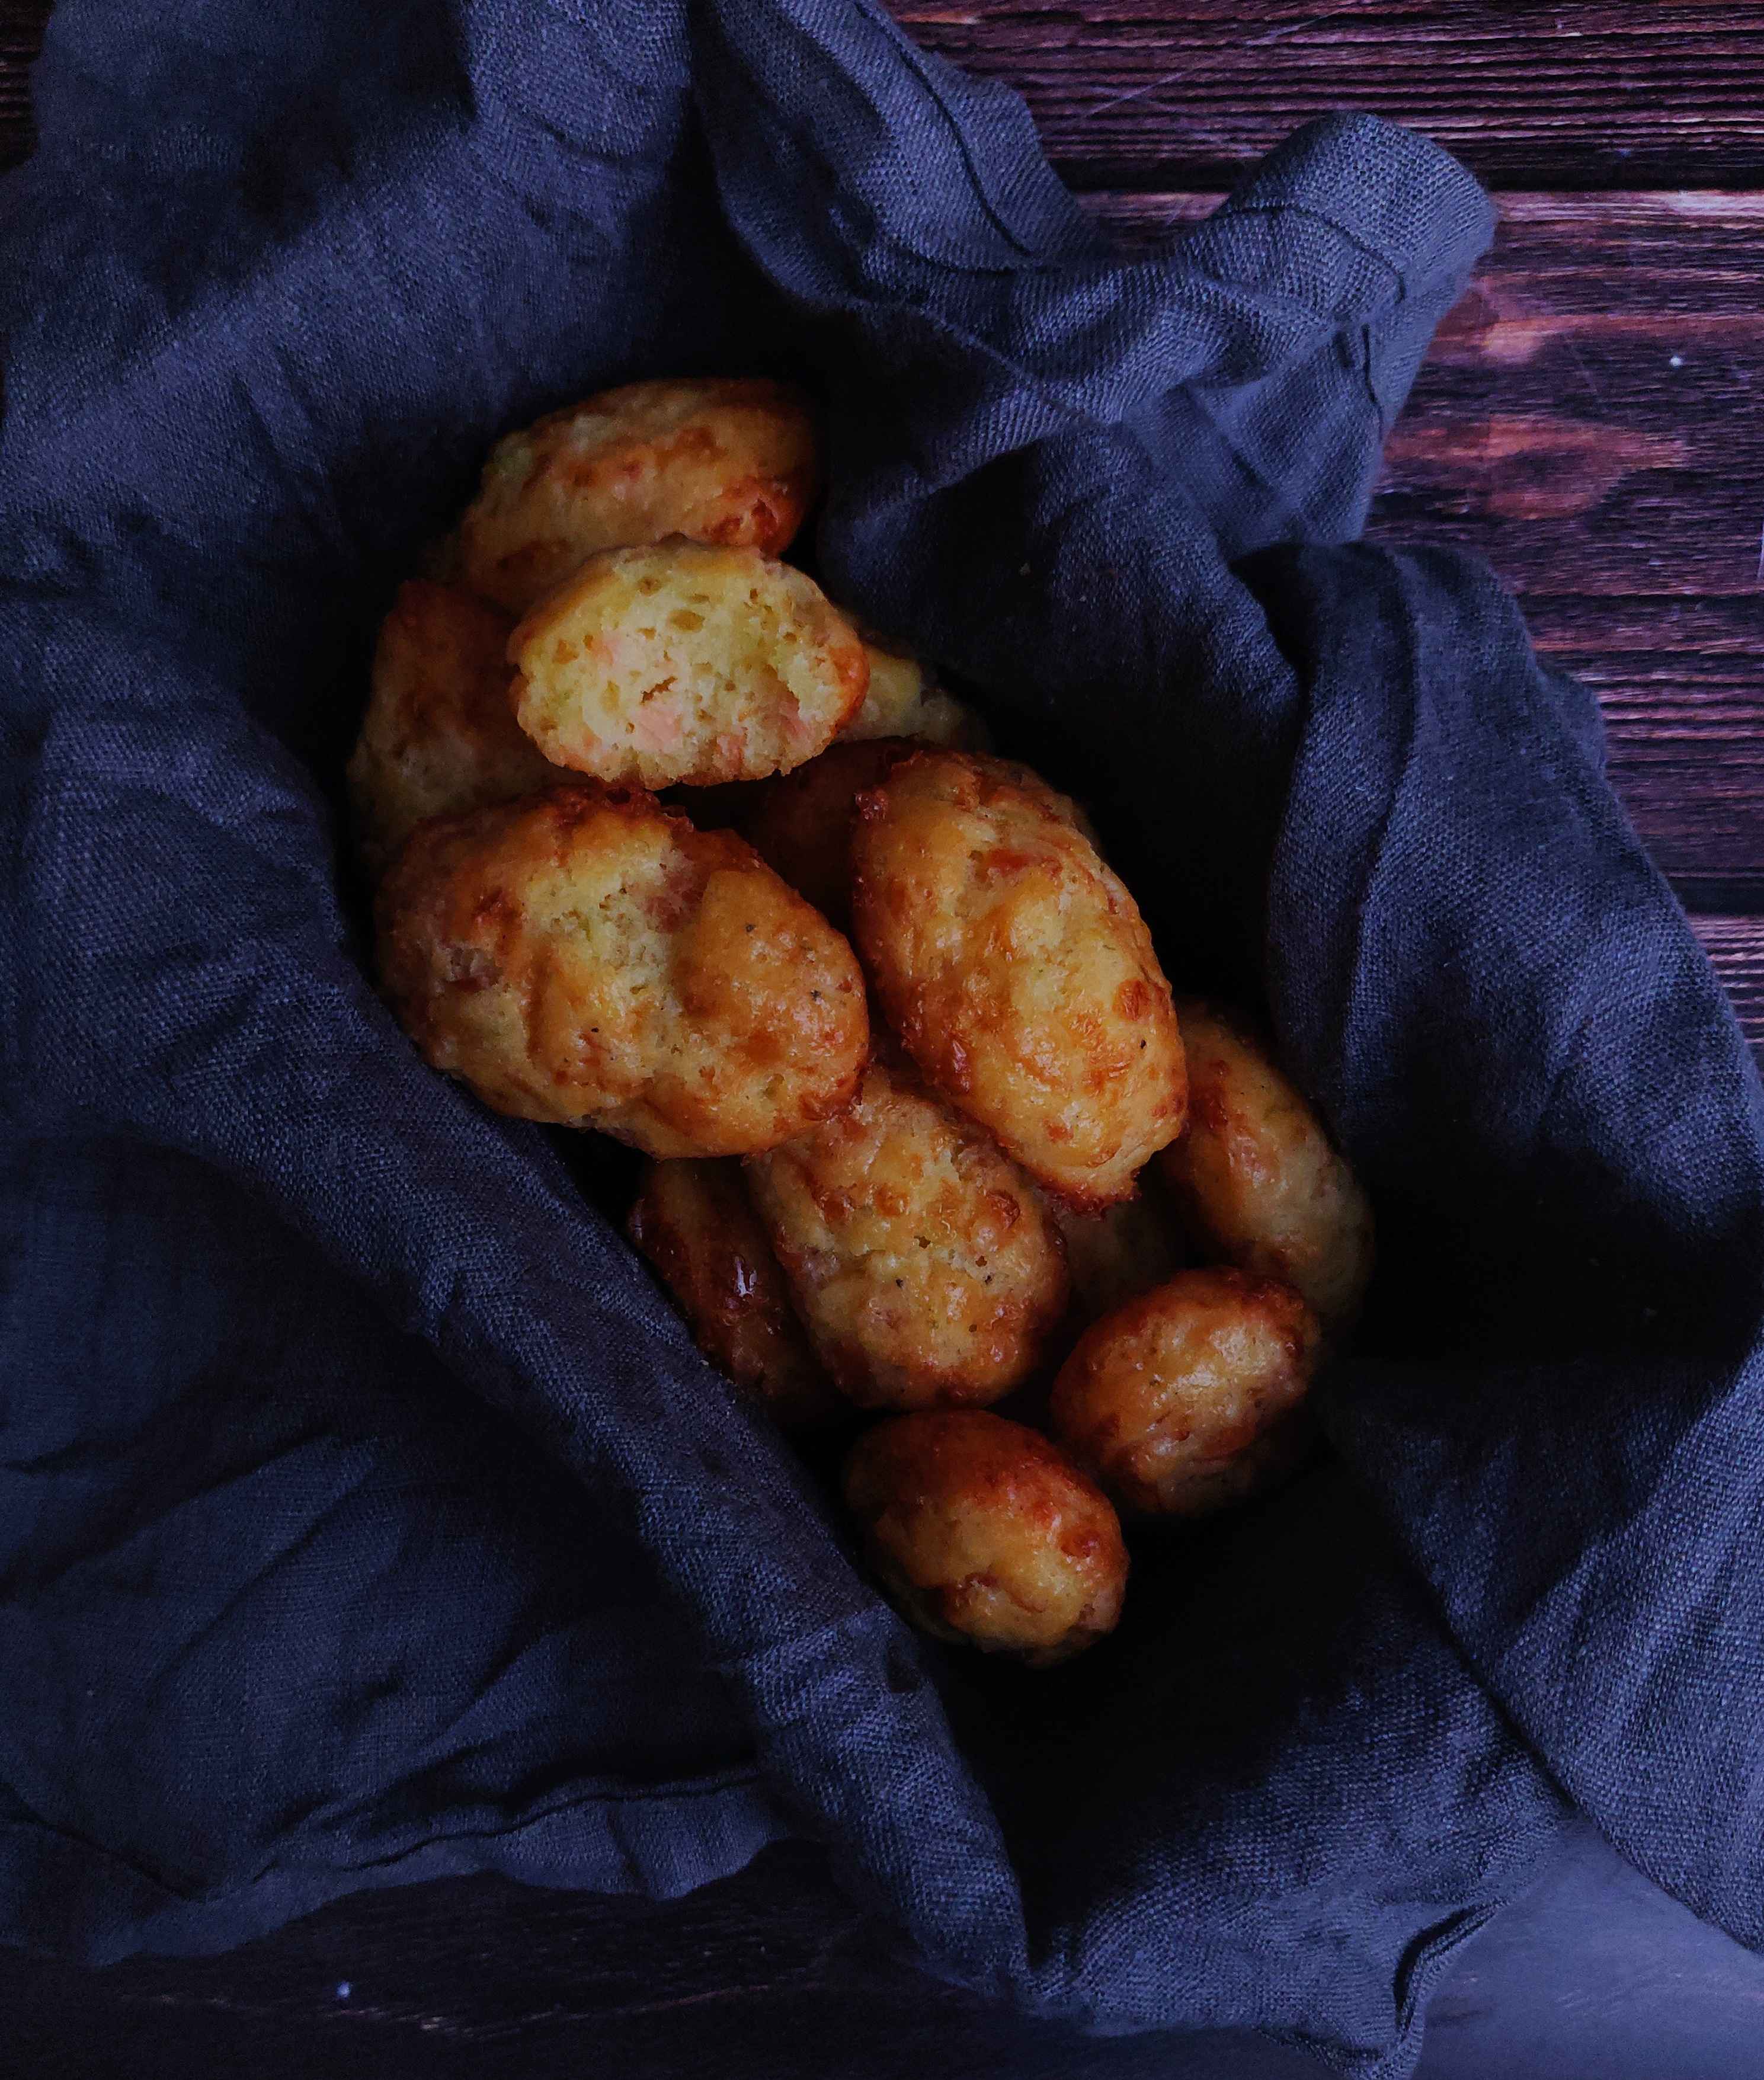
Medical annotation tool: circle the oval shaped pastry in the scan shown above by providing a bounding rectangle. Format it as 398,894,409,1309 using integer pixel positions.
347,581,568,878
744,1061,1068,1410
851,751,1186,1209
1049,1267,1321,1518
459,376,819,614
376,784,868,1156
1158,1000,1375,1333
843,1411,1127,1666
627,1159,840,1429
509,542,869,789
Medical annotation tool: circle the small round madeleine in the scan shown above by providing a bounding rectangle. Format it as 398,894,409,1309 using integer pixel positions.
627,1159,840,1429
376,783,868,1156
347,581,568,878
744,1061,1068,1410
1158,1001,1375,1334
509,542,869,789
851,751,1187,1209
1049,1268,1321,1518
844,638,985,749
1050,1167,1188,1331
843,1411,1127,1666
459,376,819,614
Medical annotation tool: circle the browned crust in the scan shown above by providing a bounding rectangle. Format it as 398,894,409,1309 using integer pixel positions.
347,580,566,878
375,782,869,1156
1048,1266,1321,1518
737,737,920,929
626,1159,841,1428
743,1061,1069,1410
842,1410,1128,1665
459,378,821,615
850,750,1187,1209
1157,999,1375,1334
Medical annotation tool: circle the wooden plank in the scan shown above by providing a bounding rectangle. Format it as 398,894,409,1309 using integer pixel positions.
1086,191,1764,905
891,2,1764,193
1378,193,1764,606
0,5,1757,195
1532,599,1764,913
1093,190,1764,615
0,1853,1279,2080
9,1810,1764,2071
0,0,42,168
1,4,1760,193
1693,917,1764,1055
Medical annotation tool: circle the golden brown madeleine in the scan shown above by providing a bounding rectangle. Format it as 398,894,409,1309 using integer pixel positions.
1049,1166,1188,1330
627,1159,840,1429
850,751,1186,1209
744,1061,1068,1410
346,581,568,879
739,737,919,929
1158,1000,1375,1333
843,638,986,748
376,784,868,1156
509,542,869,789
843,1411,1128,1665
459,376,819,614
1049,1268,1321,1518
739,743,1087,934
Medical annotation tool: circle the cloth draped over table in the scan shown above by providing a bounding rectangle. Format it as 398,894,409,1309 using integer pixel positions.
4,4,1762,2075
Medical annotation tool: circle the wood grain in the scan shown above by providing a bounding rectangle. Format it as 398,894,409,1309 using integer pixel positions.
1694,917,1764,1048
2,4,1763,193
0,1852,1307,2080
1088,191,1764,911
0,0,41,168
7,1823,1764,2079
891,3,1764,193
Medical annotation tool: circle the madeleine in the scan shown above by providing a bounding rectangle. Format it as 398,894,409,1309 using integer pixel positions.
376,784,867,1156
1159,1001,1374,1333
627,1159,840,1429
844,1412,1127,1665
347,581,567,878
1049,1167,1188,1331
843,637,984,748
1050,1268,1321,1518
851,751,1186,1208
459,376,818,613
510,543,868,789
745,1062,1067,1410
739,737,918,928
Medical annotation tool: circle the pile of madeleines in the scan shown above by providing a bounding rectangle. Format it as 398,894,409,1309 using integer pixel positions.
353,376,1375,1669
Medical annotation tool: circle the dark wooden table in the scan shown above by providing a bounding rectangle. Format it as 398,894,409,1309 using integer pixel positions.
7,6,1764,2075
